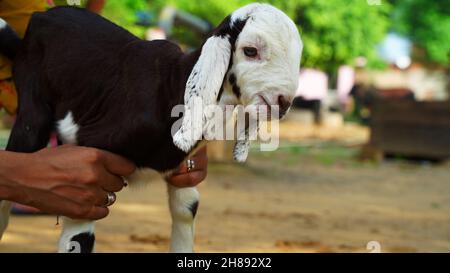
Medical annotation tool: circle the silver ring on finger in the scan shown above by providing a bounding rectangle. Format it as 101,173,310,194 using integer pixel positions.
104,192,116,207
186,159,195,172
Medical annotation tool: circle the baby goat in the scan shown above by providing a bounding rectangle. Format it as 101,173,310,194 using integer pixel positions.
0,3,302,252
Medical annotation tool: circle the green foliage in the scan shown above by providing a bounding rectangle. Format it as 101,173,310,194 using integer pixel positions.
88,0,392,73
149,0,391,73
56,1,450,71
150,0,253,25
54,0,150,37
102,0,150,37
56,1,448,69
149,0,254,46
391,0,450,66
292,0,391,73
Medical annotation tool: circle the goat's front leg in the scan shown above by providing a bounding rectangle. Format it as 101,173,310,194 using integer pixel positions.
167,184,199,253
58,217,96,253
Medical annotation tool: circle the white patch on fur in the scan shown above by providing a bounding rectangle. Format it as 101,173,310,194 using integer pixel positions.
0,18,6,30
230,3,260,23
125,167,161,188
58,217,95,253
173,35,232,153
57,112,79,144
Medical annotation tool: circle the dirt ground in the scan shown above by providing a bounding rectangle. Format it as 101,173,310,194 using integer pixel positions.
1,117,450,253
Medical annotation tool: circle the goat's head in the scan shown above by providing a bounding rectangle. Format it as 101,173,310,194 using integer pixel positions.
220,4,302,119
173,3,302,155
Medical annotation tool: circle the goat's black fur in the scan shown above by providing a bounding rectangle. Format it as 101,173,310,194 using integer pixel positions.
7,7,246,171
70,232,95,253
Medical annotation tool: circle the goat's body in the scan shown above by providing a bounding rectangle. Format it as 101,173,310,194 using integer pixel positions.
14,7,197,171
4,7,202,253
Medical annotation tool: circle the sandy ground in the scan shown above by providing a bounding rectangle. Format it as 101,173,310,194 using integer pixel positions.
1,114,450,253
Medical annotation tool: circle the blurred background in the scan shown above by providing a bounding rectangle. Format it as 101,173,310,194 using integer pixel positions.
0,0,449,252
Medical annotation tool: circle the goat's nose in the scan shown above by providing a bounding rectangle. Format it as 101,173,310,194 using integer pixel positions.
278,95,291,116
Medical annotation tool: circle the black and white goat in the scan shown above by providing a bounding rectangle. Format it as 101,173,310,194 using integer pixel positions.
0,3,302,252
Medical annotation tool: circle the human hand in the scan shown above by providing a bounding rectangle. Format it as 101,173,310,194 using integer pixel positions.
0,145,135,220
165,146,208,187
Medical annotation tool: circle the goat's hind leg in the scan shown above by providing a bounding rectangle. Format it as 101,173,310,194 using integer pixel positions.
167,184,199,252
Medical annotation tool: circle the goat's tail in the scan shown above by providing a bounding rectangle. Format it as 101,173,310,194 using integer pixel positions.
0,18,21,60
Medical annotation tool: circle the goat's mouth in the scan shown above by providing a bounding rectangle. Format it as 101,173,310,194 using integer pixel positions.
258,95,271,108
256,95,279,120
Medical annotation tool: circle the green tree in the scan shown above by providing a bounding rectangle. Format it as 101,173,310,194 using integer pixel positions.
152,0,391,73
151,0,252,25
150,0,253,47
103,0,392,74
102,0,150,37
391,0,450,66
290,0,391,73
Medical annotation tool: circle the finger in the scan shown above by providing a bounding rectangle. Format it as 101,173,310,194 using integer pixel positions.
82,206,109,220
96,170,125,192
166,170,207,188
51,185,97,205
98,150,136,176
192,146,207,159
174,161,187,174
24,188,109,220
56,185,110,208
193,154,208,170
188,171,207,186
191,147,208,167
92,188,110,207
172,156,208,176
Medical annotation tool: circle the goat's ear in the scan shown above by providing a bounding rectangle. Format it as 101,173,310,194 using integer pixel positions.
173,17,242,153
233,109,259,163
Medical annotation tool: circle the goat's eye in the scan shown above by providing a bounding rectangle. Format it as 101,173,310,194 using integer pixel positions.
243,47,258,58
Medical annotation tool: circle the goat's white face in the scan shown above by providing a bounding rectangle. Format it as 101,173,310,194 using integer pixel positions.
221,4,303,119
174,3,303,154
